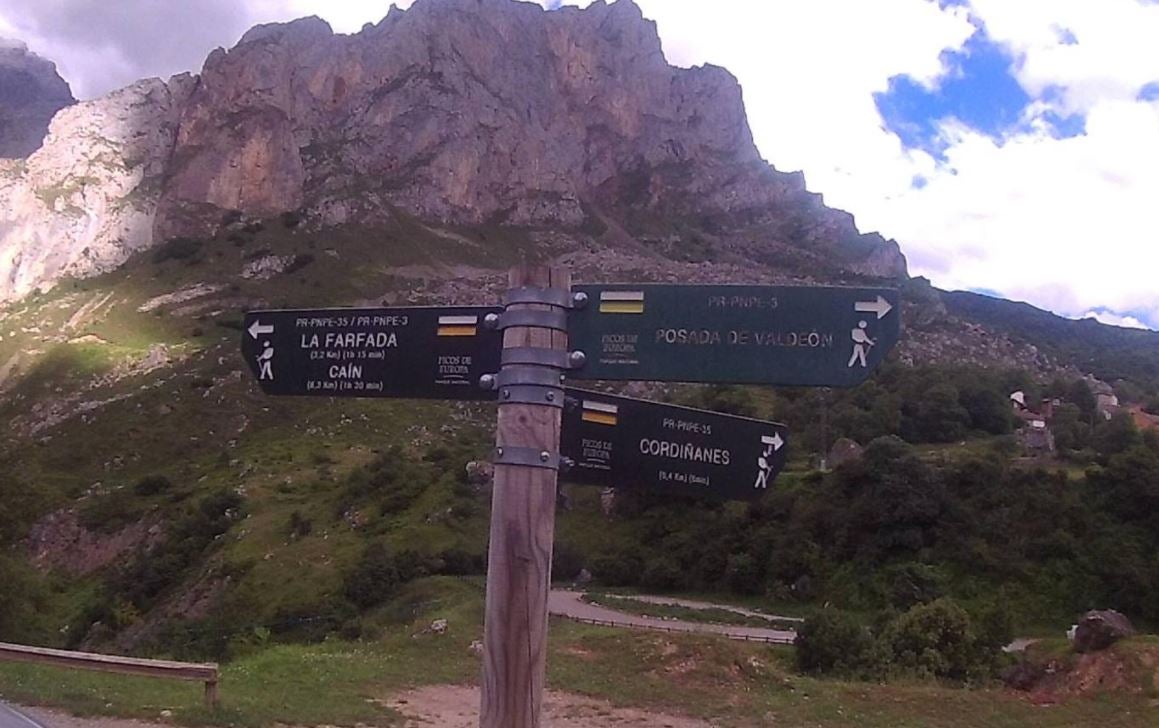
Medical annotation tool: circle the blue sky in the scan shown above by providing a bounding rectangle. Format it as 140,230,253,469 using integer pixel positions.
2,0,1158,329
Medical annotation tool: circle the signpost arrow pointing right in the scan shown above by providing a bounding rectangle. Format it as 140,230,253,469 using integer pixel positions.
247,320,275,340
854,295,893,320
770,432,784,451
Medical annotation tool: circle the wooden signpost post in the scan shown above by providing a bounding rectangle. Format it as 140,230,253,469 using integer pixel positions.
243,267,900,728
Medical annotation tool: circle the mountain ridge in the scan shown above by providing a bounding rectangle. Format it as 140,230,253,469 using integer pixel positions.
0,0,905,305
0,37,74,159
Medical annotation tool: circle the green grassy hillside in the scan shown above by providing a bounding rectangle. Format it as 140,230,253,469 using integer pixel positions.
1,211,1157,727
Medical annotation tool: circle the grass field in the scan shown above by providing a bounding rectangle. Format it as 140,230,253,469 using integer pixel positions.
1,580,1156,728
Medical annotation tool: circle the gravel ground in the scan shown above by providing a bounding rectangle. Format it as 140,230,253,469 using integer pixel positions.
388,684,713,727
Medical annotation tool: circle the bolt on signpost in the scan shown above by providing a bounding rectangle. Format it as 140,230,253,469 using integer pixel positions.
242,268,900,728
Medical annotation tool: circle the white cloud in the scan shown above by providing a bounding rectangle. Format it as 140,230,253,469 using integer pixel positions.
1077,311,1150,330
970,0,1159,113
606,0,1159,328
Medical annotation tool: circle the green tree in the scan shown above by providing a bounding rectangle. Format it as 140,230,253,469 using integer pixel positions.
1067,380,1098,422
841,437,946,558
902,384,970,443
1050,402,1087,452
878,599,983,680
795,609,875,675
343,542,400,609
958,380,1013,434
1092,412,1141,460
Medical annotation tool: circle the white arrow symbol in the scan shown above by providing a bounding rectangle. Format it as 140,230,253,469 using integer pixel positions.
762,432,785,451
248,320,275,339
854,295,893,320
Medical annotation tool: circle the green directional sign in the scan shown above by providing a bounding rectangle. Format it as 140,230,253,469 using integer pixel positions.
241,306,502,399
566,284,900,387
560,387,789,501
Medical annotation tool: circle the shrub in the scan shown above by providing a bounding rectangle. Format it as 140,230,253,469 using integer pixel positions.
725,553,762,595
132,475,172,496
795,609,875,675
151,237,202,264
882,562,946,609
552,541,585,583
878,598,981,680
344,542,401,609
284,253,315,275
393,549,435,583
591,552,642,587
78,489,143,533
640,556,682,591
437,548,485,576
287,511,312,540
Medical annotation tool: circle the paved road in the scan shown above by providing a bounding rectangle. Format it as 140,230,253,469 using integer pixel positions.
548,590,797,644
615,594,804,624
0,702,47,728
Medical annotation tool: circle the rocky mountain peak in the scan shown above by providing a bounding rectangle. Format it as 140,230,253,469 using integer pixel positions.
0,37,75,158
0,0,905,304
158,0,761,233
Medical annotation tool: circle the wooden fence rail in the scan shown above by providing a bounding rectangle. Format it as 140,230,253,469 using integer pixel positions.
0,642,219,708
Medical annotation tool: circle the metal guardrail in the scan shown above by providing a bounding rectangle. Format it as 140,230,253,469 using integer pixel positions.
0,642,219,708
555,615,797,645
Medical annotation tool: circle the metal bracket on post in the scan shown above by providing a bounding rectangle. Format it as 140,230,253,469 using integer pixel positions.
497,385,564,408
491,308,569,332
496,366,564,388
492,446,561,471
503,286,576,309
501,347,583,369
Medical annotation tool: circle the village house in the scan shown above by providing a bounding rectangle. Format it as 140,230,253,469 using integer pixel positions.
1085,376,1120,420
1010,391,1056,455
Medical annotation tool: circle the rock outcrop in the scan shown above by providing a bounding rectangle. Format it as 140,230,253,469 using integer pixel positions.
1072,610,1135,653
0,38,75,159
0,0,907,303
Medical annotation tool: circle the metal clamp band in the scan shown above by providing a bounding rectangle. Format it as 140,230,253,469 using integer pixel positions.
496,366,565,388
501,347,572,369
503,287,574,309
493,446,561,470
495,309,569,332
498,384,564,408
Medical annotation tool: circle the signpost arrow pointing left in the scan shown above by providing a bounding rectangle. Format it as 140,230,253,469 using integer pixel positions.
247,320,275,339
854,295,893,320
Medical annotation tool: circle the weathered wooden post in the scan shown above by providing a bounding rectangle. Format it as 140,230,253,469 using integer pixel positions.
479,265,571,728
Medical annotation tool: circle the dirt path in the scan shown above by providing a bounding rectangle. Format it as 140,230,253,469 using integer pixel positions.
548,590,796,644
387,684,712,727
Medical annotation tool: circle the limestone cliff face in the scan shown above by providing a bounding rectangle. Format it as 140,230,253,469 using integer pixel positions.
0,0,906,302
0,39,75,159
0,76,195,299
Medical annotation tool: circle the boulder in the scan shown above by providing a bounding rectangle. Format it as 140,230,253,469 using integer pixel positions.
1072,609,1135,653
827,438,863,469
